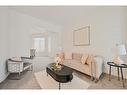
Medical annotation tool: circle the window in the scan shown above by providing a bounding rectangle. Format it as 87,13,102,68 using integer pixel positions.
34,37,45,52
32,34,53,57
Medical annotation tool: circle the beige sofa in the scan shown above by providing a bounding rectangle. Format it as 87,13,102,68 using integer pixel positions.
58,53,104,80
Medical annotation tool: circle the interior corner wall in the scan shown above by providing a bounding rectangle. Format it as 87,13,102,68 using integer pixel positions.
8,10,62,58
0,7,9,83
61,7,126,76
124,8,127,49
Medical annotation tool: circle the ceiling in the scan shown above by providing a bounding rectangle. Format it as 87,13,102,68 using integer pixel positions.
8,6,99,26
9,6,124,27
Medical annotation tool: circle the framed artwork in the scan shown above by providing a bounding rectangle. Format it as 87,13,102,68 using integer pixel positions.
73,26,90,46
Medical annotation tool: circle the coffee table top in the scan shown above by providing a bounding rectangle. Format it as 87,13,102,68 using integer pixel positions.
47,63,73,76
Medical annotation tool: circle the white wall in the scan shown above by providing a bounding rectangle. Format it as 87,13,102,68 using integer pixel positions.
124,7,127,49
8,7,127,77
61,7,126,75
0,7,9,82
8,10,62,57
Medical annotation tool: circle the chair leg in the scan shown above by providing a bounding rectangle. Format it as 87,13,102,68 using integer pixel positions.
120,67,125,88
117,67,120,81
8,73,21,80
26,65,33,71
109,65,111,81
29,65,33,71
31,65,33,71
18,72,21,80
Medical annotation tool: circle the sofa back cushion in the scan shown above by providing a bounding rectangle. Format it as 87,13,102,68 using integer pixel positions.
72,53,82,61
64,52,72,59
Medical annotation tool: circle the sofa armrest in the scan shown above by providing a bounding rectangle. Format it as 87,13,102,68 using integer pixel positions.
93,56,104,79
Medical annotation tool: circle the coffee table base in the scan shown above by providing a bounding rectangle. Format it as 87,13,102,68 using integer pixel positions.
47,73,72,89
59,82,61,89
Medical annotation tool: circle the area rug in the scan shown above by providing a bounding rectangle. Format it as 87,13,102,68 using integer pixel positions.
34,70,90,89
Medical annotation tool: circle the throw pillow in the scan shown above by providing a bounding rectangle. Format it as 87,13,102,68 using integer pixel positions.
86,55,94,65
10,56,22,62
64,52,72,59
58,52,65,60
81,54,88,64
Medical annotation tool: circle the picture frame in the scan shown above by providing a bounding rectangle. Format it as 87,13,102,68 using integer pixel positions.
73,26,90,46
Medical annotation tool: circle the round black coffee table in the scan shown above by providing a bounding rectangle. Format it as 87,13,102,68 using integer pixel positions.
46,63,73,89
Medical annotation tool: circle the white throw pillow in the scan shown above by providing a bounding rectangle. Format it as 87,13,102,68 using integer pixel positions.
11,56,22,61
64,52,72,59
81,54,88,64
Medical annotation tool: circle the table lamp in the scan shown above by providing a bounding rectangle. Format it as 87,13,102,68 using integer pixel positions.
114,44,126,64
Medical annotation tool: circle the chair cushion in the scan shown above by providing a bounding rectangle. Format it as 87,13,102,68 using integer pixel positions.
10,57,22,62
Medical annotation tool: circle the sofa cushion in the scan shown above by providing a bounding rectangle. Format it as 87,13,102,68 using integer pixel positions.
81,54,88,64
72,53,82,61
64,52,72,59
69,59,90,75
69,59,81,68
63,59,71,64
62,59,72,67
70,59,81,64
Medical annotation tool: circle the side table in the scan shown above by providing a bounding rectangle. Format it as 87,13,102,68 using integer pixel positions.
107,62,127,88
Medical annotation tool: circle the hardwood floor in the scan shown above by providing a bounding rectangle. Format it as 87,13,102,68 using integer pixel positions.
75,72,127,89
0,71,40,89
0,69,127,89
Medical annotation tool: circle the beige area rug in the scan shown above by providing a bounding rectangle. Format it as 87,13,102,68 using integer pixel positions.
34,70,90,89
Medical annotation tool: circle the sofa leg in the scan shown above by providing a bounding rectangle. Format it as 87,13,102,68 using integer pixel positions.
91,76,94,81
94,78,99,83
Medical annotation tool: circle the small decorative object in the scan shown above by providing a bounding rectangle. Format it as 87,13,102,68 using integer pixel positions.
114,44,126,64
30,49,36,59
52,56,62,71
54,56,61,66
52,63,62,71
113,56,124,64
